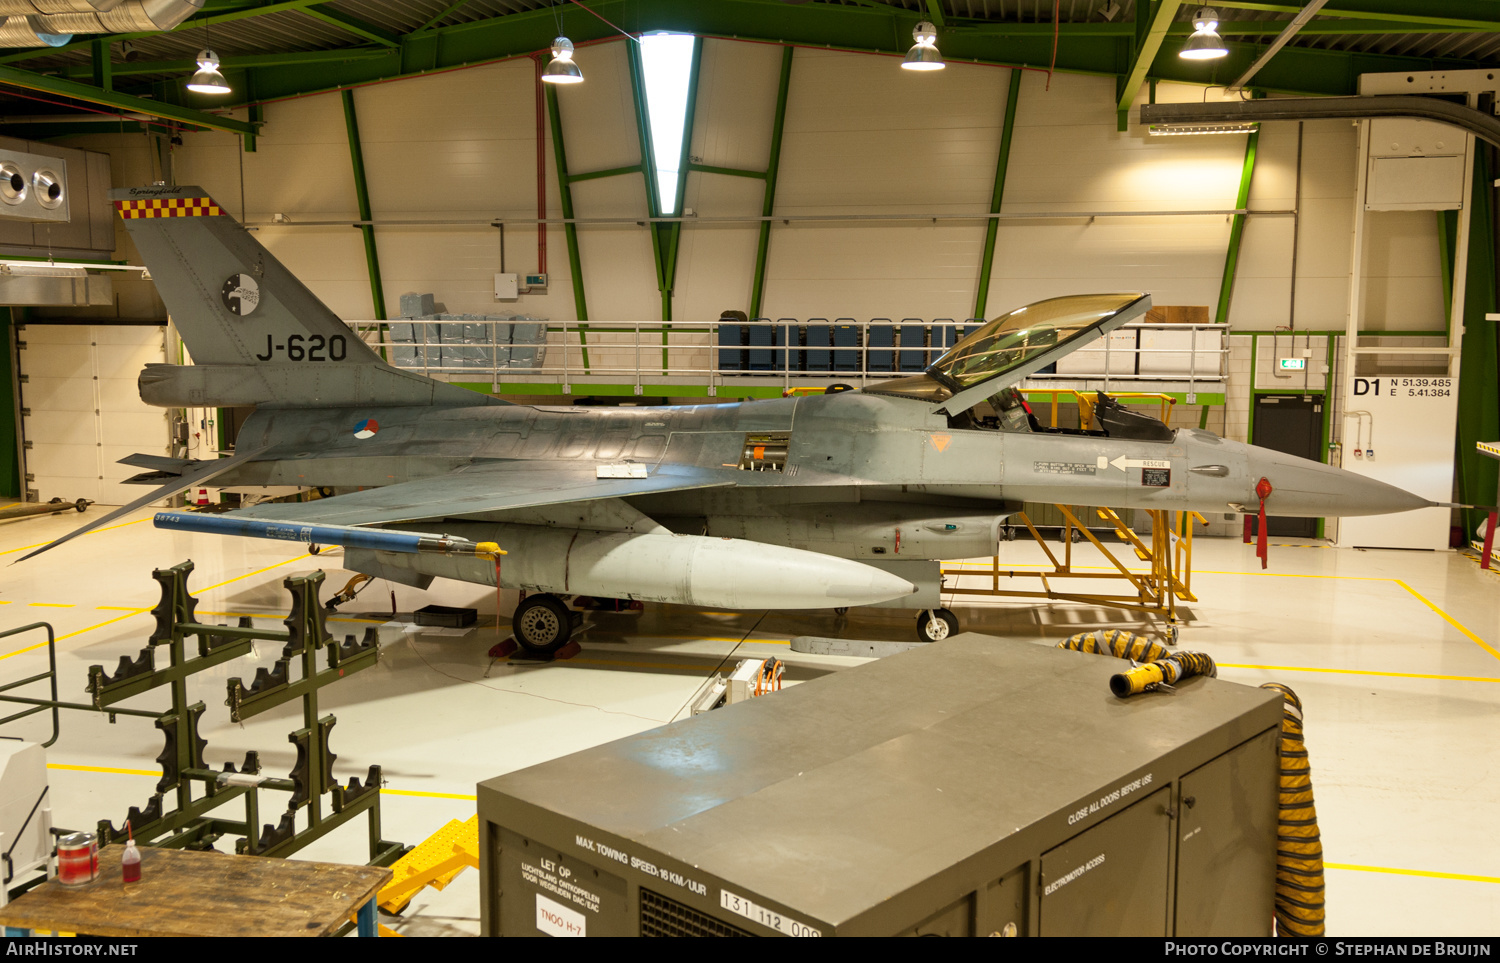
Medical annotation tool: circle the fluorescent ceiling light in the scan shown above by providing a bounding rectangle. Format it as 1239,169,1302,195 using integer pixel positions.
1152,121,1260,135
640,32,695,214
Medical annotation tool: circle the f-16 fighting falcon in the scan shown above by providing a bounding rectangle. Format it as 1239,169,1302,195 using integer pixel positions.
26,185,1433,654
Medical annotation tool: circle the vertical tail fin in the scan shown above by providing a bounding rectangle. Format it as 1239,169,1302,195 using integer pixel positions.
112,185,381,367
112,185,499,407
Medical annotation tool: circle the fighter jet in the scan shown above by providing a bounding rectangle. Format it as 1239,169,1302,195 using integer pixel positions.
27,185,1433,653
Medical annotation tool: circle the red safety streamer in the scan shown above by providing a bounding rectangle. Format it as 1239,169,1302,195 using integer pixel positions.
495,552,504,637
1255,477,1274,570
1482,510,1497,571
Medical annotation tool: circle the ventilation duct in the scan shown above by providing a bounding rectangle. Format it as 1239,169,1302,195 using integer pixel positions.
0,1,126,14
0,15,69,46
1141,95,1500,151
0,0,202,46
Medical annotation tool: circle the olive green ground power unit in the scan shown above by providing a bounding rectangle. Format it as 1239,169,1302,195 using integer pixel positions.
477,634,1284,937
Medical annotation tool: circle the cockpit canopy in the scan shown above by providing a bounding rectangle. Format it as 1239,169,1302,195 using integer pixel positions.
865,293,1151,409
930,293,1148,391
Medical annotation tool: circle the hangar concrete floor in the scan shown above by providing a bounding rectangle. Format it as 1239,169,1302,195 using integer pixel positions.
0,506,1496,937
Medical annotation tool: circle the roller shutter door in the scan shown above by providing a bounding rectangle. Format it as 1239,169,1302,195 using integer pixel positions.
18,324,167,506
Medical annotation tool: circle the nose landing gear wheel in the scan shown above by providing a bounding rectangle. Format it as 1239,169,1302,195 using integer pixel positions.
916,607,959,642
512,593,573,656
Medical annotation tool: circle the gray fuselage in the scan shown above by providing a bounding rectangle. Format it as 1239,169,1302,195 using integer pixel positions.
224,389,1418,573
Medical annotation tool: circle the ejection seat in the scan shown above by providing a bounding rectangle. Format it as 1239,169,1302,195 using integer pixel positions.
1092,391,1174,442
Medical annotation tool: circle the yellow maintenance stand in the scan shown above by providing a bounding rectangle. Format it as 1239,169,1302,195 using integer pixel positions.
940,389,1206,643
943,507,1206,644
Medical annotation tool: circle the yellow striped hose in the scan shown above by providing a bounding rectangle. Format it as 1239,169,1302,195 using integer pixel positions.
1059,635,1324,935
1108,651,1218,697
1057,629,1171,663
1055,631,1216,696
1260,682,1325,937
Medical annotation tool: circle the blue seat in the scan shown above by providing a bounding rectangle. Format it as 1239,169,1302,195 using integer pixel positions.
803,323,832,372
898,323,927,371
718,324,746,372
833,322,861,372
936,320,973,352
747,323,775,371
771,321,791,372
866,322,895,372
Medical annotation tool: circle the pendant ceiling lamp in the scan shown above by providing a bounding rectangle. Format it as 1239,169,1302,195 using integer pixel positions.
1180,7,1229,60
185,49,230,94
902,20,944,71
542,36,583,84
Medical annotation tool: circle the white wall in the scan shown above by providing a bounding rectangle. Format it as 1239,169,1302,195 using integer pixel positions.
55,37,1444,339
766,49,1005,322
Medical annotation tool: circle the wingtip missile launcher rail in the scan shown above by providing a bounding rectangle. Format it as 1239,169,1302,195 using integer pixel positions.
153,511,506,561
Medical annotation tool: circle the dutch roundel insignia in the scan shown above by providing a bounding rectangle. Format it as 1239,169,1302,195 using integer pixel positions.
354,419,379,440
221,274,261,316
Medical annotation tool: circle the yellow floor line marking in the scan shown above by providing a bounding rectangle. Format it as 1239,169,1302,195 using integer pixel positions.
946,561,1393,582
1393,579,1500,663
55,612,146,644
635,635,792,645
567,657,715,673
27,603,73,608
196,554,313,593
381,789,477,801
949,563,1498,664
0,610,148,661
96,606,149,612
1326,863,1500,885
1219,663,1500,684
0,516,150,556
48,763,157,777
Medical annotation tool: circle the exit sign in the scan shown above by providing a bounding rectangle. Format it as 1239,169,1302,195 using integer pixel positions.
1279,358,1307,370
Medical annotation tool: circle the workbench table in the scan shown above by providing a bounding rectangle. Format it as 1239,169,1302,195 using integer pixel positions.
0,845,391,937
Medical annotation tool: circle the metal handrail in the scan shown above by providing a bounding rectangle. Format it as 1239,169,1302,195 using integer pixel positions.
1021,390,1179,429
0,623,156,748
359,317,1230,395
0,624,59,748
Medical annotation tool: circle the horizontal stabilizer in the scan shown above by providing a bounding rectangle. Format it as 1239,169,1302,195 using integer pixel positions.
15,446,270,563
230,464,732,527
117,453,197,474
123,470,186,486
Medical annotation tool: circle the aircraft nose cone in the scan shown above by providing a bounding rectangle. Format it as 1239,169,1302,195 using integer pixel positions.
1248,448,1431,517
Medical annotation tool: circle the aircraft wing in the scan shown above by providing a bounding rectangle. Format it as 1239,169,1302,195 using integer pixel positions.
14,445,273,563
229,463,734,527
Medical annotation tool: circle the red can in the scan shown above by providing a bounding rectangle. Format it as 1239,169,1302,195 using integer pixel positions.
57,832,98,886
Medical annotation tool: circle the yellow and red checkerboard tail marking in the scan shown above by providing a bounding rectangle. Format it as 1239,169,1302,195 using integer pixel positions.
113,196,223,219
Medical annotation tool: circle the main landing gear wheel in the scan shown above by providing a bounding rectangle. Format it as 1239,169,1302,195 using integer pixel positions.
916,607,959,642
512,593,574,656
